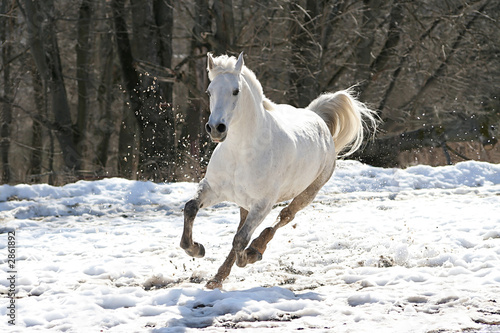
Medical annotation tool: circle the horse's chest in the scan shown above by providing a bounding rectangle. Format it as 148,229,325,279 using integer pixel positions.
207,151,268,206
225,159,259,189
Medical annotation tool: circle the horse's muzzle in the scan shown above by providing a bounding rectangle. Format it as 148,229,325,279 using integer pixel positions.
205,122,227,143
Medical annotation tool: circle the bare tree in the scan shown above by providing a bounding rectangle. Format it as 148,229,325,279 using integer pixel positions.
112,0,176,181
1,0,13,182
93,0,115,170
212,0,235,54
28,64,46,183
75,0,93,154
23,0,82,173
180,0,212,180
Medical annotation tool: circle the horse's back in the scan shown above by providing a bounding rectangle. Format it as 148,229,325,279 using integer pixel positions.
270,104,334,151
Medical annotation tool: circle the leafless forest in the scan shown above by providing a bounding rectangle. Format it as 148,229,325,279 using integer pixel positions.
0,0,498,184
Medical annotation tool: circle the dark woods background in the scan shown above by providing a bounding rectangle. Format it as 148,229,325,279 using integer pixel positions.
0,0,498,185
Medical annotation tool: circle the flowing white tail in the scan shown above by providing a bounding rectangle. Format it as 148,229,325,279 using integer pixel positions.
307,89,379,156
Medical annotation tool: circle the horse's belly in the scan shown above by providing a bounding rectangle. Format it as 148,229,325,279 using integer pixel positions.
276,157,328,202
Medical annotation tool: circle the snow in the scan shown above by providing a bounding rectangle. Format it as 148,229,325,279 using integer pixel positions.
0,160,499,332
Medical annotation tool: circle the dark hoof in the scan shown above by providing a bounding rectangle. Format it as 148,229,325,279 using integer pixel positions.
235,252,247,268
245,247,263,264
205,278,222,290
184,242,205,258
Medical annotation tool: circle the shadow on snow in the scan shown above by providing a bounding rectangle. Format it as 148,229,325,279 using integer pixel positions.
150,286,322,332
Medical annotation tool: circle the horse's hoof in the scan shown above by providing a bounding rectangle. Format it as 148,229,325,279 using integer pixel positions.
235,252,247,268
246,247,263,264
184,242,205,258
193,242,205,258
205,278,222,290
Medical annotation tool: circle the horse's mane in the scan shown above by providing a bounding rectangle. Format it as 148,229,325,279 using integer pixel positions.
208,54,275,111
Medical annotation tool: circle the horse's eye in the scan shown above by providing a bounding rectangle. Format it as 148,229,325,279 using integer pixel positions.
233,89,239,96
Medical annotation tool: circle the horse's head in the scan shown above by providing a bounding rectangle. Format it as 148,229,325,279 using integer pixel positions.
205,52,244,143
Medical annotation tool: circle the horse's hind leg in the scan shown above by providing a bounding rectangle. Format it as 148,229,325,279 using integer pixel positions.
205,208,248,289
245,167,334,264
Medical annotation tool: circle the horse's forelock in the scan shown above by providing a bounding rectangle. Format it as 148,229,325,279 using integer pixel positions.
208,54,239,80
208,54,266,103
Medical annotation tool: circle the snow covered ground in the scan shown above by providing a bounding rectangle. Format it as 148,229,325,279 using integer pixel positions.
0,160,499,332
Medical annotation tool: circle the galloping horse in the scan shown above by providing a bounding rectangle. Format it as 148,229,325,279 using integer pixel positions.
180,52,378,289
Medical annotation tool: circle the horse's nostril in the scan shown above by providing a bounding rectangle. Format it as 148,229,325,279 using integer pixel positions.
216,124,226,133
205,123,212,133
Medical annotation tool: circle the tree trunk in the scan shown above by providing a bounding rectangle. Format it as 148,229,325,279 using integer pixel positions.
352,0,384,83
75,0,93,157
153,0,174,104
213,0,235,54
182,0,212,180
24,0,81,173
1,0,13,183
288,0,323,107
28,64,45,182
94,14,114,170
118,101,138,178
112,0,176,181
153,0,176,178
112,0,141,179
358,0,403,101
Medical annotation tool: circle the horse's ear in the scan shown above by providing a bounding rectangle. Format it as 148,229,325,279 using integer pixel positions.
235,52,244,73
207,52,215,71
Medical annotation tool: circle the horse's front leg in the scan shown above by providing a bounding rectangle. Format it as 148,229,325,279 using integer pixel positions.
232,202,274,267
180,180,218,258
180,199,205,257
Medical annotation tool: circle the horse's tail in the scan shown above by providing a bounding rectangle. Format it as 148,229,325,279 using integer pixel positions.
306,89,379,157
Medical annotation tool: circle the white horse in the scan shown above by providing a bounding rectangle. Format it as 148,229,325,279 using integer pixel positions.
181,52,378,289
